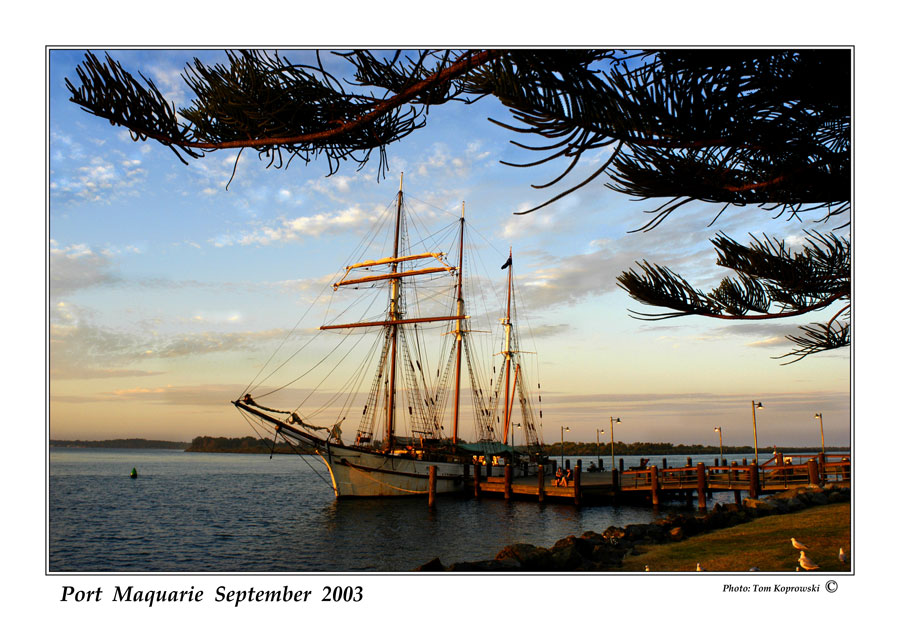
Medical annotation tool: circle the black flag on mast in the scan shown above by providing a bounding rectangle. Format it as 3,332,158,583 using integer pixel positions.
501,255,512,270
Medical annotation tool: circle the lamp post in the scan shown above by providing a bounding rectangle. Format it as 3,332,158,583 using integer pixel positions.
751,401,764,464
560,425,570,469
713,427,724,465
609,417,621,471
511,422,522,464
596,428,604,470
815,413,825,454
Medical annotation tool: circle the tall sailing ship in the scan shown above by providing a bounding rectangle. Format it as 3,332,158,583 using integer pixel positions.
234,176,545,497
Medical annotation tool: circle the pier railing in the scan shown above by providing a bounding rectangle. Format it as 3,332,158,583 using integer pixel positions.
456,453,849,508
616,453,850,509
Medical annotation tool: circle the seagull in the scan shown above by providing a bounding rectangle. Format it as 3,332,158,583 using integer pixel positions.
839,547,847,564
696,563,706,572
798,551,819,571
791,538,810,551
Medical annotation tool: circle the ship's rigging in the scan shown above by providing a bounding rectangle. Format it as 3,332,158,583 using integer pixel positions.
234,176,545,496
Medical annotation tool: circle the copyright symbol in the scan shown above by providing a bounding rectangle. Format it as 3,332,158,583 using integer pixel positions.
826,580,838,593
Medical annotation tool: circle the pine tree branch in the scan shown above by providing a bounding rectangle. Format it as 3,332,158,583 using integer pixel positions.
617,231,850,360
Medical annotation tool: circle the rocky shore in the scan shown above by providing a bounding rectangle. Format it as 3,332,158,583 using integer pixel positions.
414,482,851,572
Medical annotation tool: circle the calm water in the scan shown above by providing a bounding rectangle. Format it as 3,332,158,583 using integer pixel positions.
49,448,751,572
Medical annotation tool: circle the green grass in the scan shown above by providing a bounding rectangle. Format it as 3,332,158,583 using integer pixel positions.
620,502,850,573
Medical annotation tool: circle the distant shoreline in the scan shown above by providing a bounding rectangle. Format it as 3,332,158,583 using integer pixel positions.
50,439,189,450
49,437,850,455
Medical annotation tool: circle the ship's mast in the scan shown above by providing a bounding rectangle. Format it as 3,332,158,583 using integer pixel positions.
317,174,469,451
451,203,465,445
385,173,404,451
502,247,513,445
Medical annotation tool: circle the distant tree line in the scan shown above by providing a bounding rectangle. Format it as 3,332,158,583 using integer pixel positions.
185,436,314,454
49,437,849,455
541,441,849,456
50,438,190,449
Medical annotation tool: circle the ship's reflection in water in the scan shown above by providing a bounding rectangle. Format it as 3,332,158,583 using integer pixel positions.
312,486,666,571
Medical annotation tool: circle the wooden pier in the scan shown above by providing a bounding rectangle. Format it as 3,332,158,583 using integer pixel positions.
438,453,850,508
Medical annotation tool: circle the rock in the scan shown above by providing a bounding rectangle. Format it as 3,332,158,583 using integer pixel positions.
806,491,829,506
548,543,589,570
784,496,805,512
643,524,666,542
580,530,606,546
651,517,675,530
414,557,446,572
591,544,627,566
552,534,593,556
447,558,521,572
602,526,626,543
669,527,684,541
624,524,652,541
797,489,824,505
495,543,553,570
742,498,773,513
765,497,789,512
698,511,725,530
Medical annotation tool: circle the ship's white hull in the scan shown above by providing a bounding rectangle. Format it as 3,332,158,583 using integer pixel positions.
275,423,467,497
315,443,468,497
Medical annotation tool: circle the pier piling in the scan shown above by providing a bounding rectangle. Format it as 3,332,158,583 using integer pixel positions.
808,458,820,487
573,464,582,506
428,465,437,507
696,462,707,512
650,464,660,506
538,464,545,503
749,461,760,498
473,463,481,499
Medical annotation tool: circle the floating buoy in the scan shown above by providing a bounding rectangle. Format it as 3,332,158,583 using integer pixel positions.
130,467,138,479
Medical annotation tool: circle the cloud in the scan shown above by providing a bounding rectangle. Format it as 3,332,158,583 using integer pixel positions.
145,62,191,107
54,382,350,410
541,389,847,411
501,209,561,240
507,203,760,309
413,142,490,180
149,328,290,358
52,383,245,407
50,242,120,297
538,390,850,438
703,319,835,349
514,248,637,307
217,205,380,246
50,315,155,380
51,154,147,205
524,323,572,338
746,336,788,349
49,302,297,380
189,311,243,325
308,175,354,196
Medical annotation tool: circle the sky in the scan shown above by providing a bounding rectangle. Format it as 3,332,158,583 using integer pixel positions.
48,48,851,449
